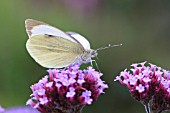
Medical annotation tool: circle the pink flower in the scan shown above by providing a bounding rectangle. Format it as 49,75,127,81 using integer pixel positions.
3,106,39,113
115,61,170,113
0,105,5,113
27,64,108,113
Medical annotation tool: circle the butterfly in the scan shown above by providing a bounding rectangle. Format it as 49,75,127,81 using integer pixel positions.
25,19,99,68
25,19,121,68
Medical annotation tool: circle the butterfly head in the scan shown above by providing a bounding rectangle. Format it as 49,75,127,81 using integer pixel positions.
90,49,98,58
80,49,97,64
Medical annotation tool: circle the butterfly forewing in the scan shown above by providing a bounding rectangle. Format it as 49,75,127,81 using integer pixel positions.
25,19,48,37
25,19,77,43
26,34,84,68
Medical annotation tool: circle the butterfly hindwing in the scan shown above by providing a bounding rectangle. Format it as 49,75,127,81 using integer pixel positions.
26,34,84,68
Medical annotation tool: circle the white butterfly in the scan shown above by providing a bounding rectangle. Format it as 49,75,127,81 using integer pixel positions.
25,19,98,68
25,19,122,68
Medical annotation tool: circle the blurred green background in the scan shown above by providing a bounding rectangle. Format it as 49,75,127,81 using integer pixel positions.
1,0,170,113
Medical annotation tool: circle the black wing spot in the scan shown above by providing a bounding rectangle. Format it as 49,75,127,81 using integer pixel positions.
45,34,55,38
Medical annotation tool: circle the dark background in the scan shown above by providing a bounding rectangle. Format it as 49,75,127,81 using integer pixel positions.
0,0,170,113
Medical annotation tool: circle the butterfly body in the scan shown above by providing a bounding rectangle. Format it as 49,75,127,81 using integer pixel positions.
25,19,97,68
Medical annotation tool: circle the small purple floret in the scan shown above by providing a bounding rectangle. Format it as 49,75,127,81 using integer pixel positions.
136,84,145,93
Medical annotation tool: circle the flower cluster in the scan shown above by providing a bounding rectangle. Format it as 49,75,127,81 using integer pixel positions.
27,65,108,113
115,61,170,113
3,106,39,113
0,105,5,113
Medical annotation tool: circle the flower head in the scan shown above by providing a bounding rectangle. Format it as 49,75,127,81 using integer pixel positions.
115,61,170,112
27,64,108,113
0,105,5,113
4,106,39,113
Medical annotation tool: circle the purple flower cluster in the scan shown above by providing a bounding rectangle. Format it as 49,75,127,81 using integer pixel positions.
27,64,108,113
115,61,170,112
3,106,39,113
0,105,5,113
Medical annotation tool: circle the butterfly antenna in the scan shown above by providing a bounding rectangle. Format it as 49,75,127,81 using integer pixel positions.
96,43,122,51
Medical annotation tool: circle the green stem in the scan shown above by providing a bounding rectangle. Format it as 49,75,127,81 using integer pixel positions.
144,103,150,113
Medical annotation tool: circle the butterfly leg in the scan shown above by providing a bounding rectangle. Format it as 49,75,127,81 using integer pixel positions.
92,60,101,72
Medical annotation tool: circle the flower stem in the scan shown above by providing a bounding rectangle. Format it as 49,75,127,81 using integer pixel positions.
144,104,150,113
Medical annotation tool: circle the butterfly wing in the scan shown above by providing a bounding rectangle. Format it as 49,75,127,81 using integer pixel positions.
26,34,84,68
25,19,86,68
66,32,91,51
25,19,77,43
